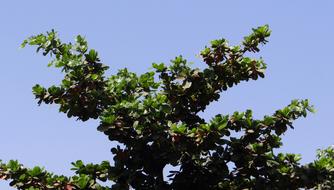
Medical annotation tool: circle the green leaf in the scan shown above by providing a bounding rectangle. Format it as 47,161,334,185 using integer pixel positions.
32,85,45,96
152,63,166,72
91,74,99,80
86,49,98,63
28,166,42,177
76,175,90,189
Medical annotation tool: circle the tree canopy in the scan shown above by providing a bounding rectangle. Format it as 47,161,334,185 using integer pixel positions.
1,25,334,189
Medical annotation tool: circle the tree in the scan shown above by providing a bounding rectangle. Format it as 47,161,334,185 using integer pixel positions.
1,25,334,189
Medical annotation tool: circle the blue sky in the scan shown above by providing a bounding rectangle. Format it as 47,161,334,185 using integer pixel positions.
1,0,333,188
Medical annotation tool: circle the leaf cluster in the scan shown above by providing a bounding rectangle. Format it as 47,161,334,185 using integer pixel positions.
2,25,333,189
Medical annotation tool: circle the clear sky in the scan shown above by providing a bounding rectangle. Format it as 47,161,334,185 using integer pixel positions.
1,0,333,189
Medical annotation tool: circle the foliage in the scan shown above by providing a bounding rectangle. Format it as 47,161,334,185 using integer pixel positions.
1,25,334,189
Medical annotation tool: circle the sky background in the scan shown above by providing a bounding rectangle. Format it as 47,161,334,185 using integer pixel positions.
1,0,333,189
